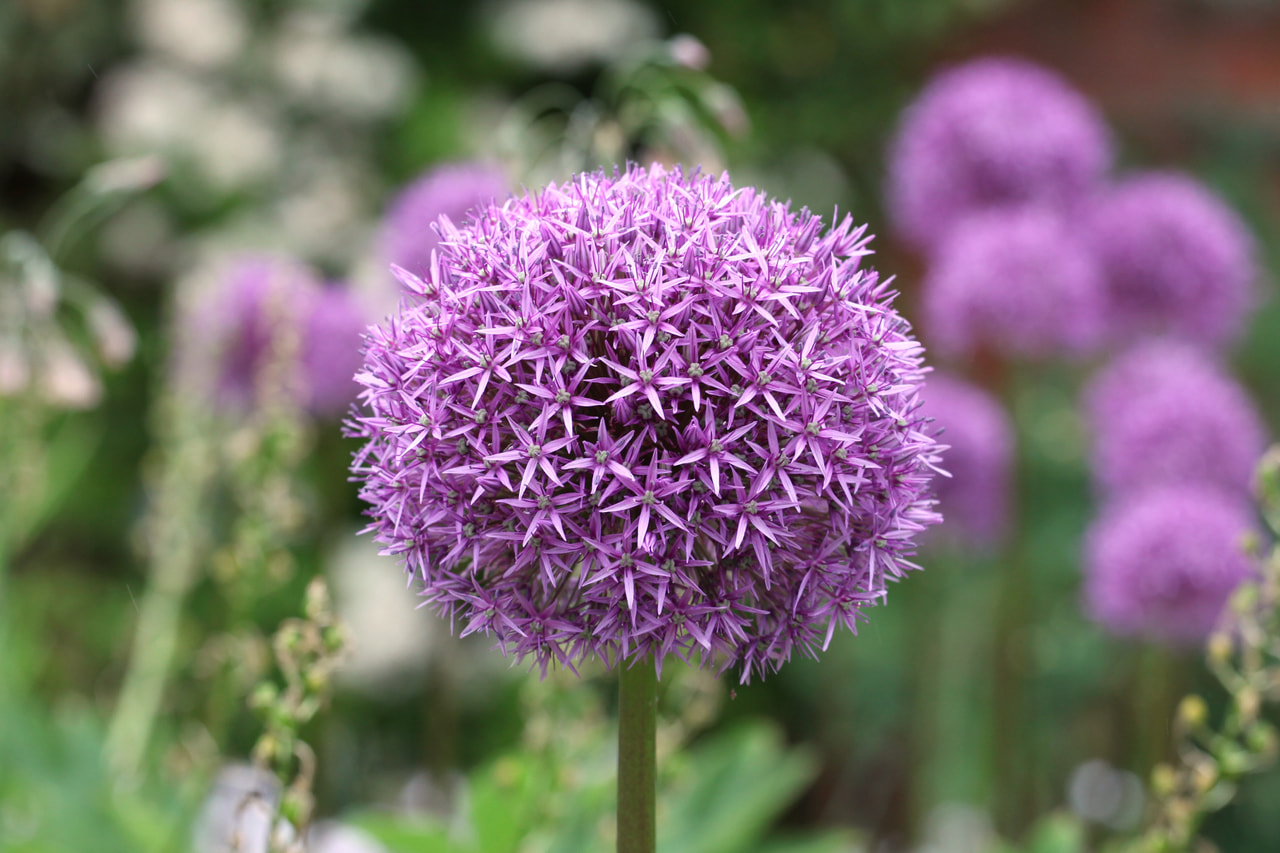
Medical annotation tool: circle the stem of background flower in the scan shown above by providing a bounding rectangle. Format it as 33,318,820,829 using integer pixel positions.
105,395,214,778
618,656,657,853
1135,644,1178,774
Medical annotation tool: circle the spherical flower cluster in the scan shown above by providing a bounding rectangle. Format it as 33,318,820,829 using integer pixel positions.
186,255,367,417
922,205,1104,359
887,56,1111,252
380,161,510,278
350,164,943,681
1085,171,1256,348
1083,341,1266,500
920,374,1013,545
1084,486,1255,644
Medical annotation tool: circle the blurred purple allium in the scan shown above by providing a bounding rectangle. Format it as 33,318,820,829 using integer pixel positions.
303,285,371,417
1084,486,1255,644
380,162,509,278
921,205,1105,359
887,56,1111,252
349,163,943,682
1085,172,1256,348
1084,341,1267,500
187,255,368,417
921,374,1013,545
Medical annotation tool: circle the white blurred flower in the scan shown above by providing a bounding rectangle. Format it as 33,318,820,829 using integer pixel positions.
193,764,280,853
273,12,416,121
0,338,29,395
1068,759,1144,830
667,34,710,70
489,0,659,73
96,62,281,193
308,822,391,853
191,99,284,192
132,0,248,70
86,299,137,367
98,198,176,277
85,154,167,195
274,150,372,263
40,337,101,410
329,534,437,697
915,804,997,853
97,61,213,153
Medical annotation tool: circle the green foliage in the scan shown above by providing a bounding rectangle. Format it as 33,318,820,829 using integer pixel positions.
0,692,198,853
351,720,855,853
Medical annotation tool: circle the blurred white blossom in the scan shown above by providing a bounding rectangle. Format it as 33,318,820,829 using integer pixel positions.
193,764,281,853
273,12,416,121
915,804,998,853
40,335,102,410
1068,759,1144,830
132,0,248,70
489,0,659,73
329,535,438,696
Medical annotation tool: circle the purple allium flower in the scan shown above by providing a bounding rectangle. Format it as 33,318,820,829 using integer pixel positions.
380,162,510,279
1085,172,1256,348
186,255,369,417
887,56,1111,252
1084,486,1255,644
1083,340,1267,500
920,375,1013,546
304,285,371,417
921,205,1105,359
349,163,942,682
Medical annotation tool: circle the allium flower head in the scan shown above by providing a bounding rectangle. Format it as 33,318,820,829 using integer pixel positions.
920,375,1012,545
1084,486,1255,644
1083,341,1267,499
380,161,509,278
887,56,1111,251
922,205,1105,359
185,255,368,417
1085,171,1256,348
350,163,942,681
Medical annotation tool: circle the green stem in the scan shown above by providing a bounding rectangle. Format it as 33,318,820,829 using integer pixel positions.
618,657,657,853
105,397,213,778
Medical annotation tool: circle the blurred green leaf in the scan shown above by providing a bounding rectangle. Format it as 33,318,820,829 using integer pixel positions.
658,724,818,853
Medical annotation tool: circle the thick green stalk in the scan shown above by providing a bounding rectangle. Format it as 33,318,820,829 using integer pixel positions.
617,657,657,853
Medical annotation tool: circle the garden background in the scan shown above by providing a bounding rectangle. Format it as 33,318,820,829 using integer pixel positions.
3,0,1280,851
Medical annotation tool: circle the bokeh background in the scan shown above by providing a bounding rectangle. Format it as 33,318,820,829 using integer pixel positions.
3,0,1280,851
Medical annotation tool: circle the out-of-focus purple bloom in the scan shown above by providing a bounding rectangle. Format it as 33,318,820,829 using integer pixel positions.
1084,486,1255,644
304,285,370,417
922,205,1105,360
921,374,1013,546
1083,341,1267,500
887,56,1111,252
1085,171,1256,348
349,163,942,682
186,255,368,417
379,162,509,279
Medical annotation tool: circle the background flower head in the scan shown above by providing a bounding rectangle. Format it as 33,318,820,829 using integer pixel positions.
1083,340,1267,500
379,161,510,279
350,163,942,682
920,374,1013,546
182,254,368,417
1085,171,1256,349
921,205,1105,360
1084,486,1256,644
887,56,1111,252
